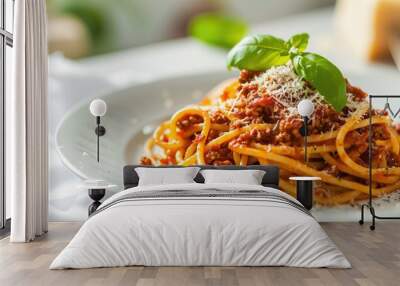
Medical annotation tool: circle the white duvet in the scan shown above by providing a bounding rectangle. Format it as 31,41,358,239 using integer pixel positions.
50,183,350,269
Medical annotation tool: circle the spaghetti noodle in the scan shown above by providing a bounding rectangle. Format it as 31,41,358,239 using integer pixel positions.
140,64,400,206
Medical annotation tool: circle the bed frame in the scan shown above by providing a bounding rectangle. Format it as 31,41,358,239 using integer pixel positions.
123,165,280,190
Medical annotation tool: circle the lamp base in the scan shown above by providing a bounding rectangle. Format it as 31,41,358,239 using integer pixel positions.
88,188,106,216
296,180,313,210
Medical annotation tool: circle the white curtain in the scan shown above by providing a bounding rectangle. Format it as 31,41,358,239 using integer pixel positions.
8,0,48,242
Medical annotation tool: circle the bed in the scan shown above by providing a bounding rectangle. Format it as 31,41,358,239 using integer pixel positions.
50,165,350,269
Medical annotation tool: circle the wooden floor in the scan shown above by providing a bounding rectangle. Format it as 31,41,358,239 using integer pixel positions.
0,222,399,286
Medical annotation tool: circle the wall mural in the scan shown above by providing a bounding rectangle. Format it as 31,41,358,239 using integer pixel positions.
46,4,400,222
49,55,400,222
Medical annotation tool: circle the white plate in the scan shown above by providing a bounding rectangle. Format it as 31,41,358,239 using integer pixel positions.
55,71,236,186
55,68,400,220
56,68,400,184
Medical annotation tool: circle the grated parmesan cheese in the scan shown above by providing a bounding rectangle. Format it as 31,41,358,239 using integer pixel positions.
243,63,360,118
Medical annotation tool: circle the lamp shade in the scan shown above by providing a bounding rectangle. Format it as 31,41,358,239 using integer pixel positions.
297,99,314,117
89,99,107,117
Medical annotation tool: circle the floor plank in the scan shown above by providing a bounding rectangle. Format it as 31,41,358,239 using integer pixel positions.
0,222,399,286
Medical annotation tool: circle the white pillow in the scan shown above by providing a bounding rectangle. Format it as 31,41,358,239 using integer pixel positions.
135,167,200,186
200,169,265,185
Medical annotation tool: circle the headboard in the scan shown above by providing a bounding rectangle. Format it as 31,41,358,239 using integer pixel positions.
123,165,280,189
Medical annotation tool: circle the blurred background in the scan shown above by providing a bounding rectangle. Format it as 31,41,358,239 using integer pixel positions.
47,0,334,58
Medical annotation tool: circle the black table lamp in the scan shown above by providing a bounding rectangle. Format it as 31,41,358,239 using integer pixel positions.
297,99,314,164
89,99,107,162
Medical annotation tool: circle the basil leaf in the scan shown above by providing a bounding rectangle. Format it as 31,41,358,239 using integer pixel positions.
227,35,290,71
286,33,309,52
292,53,347,111
189,13,248,49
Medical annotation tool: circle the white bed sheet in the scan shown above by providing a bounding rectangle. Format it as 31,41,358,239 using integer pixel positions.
50,183,350,269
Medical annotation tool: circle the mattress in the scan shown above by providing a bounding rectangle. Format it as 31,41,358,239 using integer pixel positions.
50,183,350,269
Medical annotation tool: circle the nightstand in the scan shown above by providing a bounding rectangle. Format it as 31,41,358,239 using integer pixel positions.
81,180,117,216
289,177,321,210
